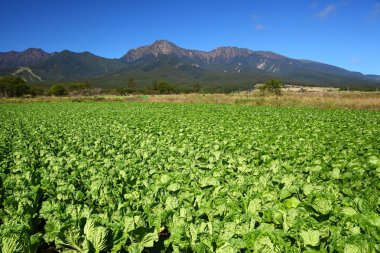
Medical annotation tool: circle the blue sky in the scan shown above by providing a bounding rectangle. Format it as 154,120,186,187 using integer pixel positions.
1,0,379,74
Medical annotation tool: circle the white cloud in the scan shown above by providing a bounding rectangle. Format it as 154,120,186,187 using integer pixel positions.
255,24,265,30
314,4,337,18
252,14,259,21
251,14,265,31
351,57,360,64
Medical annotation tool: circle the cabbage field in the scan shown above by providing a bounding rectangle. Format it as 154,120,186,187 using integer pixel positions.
0,102,379,253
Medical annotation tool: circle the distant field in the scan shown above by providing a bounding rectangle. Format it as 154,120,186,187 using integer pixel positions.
1,91,380,110
1,102,379,252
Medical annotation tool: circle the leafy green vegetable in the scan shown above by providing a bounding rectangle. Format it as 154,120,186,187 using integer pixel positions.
0,102,379,252
300,229,320,247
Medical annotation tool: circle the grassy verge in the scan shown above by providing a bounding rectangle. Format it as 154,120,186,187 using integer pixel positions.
1,91,380,110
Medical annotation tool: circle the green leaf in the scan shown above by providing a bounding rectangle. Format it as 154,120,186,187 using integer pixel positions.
128,243,144,253
1,235,24,253
140,232,158,248
43,219,62,243
312,197,332,215
29,234,42,253
124,217,135,233
300,229,320,247
253,236,276,253
129,227,158,249
283,197,301,209
331,168,340,179
367,213,380,227
167,183,181,192
247,199,261,215
189,224,198,244
341,207,357,216
56,227,84,253
165,196,179,210
84,219,109,253
344,244,362,253
216,243,235,253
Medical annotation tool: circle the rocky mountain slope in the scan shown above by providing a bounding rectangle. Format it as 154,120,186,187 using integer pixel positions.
0,48,53,69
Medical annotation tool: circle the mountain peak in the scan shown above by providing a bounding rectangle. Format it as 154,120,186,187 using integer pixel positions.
120,40,183,62
24,48,47,53
149,40,179,54
152,39,176,46
210,46,254,59
120,41,262,63
0,48,52,69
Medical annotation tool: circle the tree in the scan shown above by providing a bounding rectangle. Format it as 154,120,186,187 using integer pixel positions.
0,76,31,97
264,80,282,96
49,84,66,96
255,79,282,96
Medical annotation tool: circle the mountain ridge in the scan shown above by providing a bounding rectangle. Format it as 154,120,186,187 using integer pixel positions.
0,48,54,69
120,40,285,64
0,40,379,89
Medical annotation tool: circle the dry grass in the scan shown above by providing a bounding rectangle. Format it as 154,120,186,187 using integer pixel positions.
282,85,340,92
1,91,380,110
140,91,380,110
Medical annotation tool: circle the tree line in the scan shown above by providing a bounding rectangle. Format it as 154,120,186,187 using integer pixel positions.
0,77,96,97
15,76,380,97
1,75,379,98
0,78,204,98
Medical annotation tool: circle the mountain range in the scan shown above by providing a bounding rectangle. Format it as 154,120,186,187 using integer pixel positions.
0,40,379,90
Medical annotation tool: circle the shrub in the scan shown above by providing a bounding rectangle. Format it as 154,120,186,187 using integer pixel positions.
49,84,66,96
255,80,282,95
152,81,177,94
265,79,282,95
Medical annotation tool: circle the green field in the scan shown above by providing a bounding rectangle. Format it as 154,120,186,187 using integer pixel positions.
0,102,379,252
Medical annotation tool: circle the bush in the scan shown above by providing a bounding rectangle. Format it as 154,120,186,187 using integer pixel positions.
49,84,66,96
152,81,177,94
67,82,90,92
254,83,267,93
265,80,282,95
115,87,135,96
30,87,45,96
256,80,282,95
